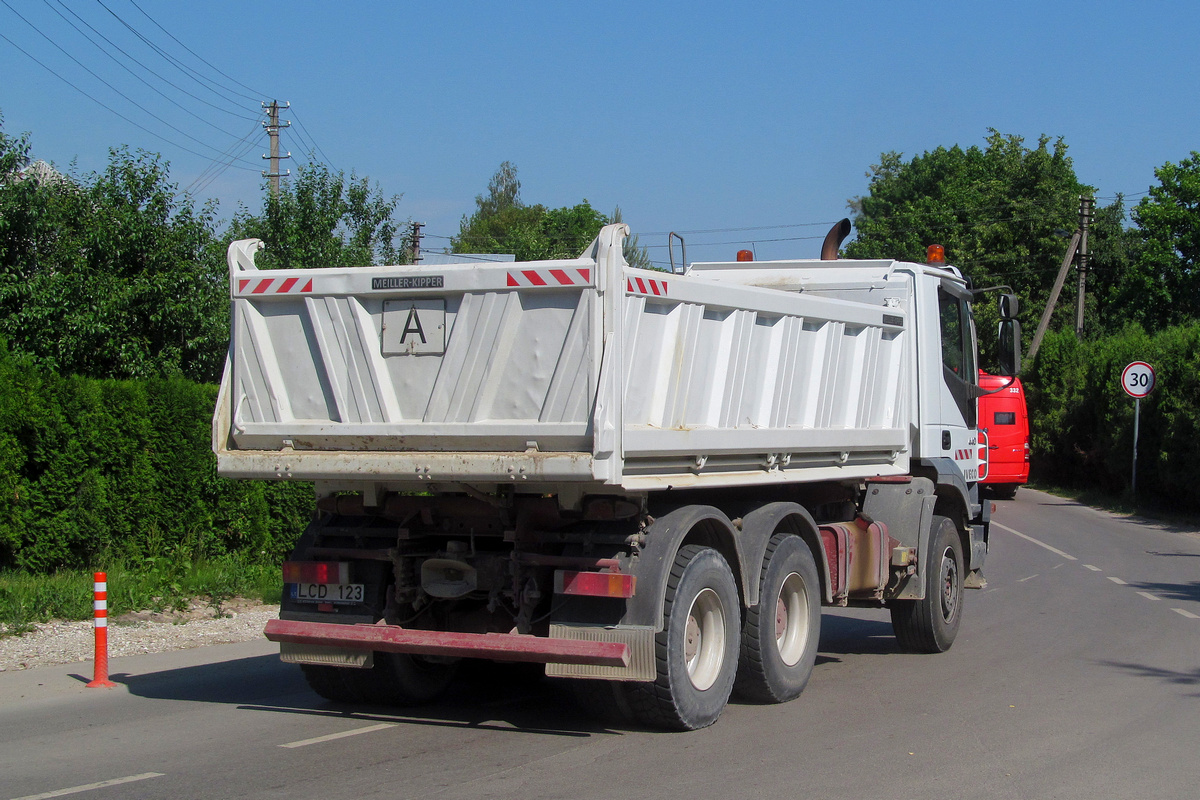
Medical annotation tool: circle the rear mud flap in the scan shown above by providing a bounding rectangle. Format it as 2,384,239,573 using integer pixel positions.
280,641,374,668
545,625,656,682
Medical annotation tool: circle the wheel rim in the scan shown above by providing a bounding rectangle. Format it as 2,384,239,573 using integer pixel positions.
775,571,810,667
683,587,726,691
939,546,960,623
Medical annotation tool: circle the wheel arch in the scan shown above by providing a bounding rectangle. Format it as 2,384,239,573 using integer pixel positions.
623,505,744,629
739,502,832,606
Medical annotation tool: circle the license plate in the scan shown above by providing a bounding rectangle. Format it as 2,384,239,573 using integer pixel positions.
290,583,365,604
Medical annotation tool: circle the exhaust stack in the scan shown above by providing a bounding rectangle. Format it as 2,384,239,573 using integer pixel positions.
821,218,852,260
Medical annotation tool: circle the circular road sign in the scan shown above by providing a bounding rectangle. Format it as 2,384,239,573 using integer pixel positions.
1121,361,1156,399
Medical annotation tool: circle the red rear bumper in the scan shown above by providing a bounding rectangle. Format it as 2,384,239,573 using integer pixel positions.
264,619,630,668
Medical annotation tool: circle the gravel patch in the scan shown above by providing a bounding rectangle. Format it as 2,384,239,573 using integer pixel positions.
0,600,280,672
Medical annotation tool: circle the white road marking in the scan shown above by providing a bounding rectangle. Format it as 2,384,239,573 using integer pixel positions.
280,722,395,748
1107,576,1128,585
1017,574,1039,582
9,773,164,800
1084,564,1102,572
1171,608,1199,620
991,522,1077,561
1137,592,1159,601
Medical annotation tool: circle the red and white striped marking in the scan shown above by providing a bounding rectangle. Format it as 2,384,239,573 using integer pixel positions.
237,276,314,295
626,276,668,296
506,268,591,287
86,572,116,688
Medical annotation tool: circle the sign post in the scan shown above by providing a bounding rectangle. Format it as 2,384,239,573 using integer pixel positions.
1120,361,1156,497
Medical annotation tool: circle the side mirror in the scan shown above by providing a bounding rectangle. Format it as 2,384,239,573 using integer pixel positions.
998,318,1022,376
999,293,1020,320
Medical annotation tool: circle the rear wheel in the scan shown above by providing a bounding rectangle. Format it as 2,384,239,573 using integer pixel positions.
627,545,740,730
300,663,362,703
734,534,821,703
992,483,1019,500
890,515,964,653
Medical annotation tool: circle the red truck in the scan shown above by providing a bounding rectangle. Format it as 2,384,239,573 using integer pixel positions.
978,371,1030,499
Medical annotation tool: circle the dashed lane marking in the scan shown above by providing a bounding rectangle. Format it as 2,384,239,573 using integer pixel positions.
991,522,1077,561
280,723,395,748
991,523,1196,621
9,773,164,800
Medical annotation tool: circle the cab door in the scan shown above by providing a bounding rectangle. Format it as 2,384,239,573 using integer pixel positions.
930,282,981,482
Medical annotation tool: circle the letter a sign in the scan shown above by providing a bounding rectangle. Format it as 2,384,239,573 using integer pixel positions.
382,299,446,355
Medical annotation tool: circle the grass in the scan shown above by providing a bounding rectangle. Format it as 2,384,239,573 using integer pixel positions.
1,553,283,638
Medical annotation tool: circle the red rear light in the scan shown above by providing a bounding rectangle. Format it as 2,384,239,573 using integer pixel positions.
736,249,754,262
555,570,636,599
283,561,349,584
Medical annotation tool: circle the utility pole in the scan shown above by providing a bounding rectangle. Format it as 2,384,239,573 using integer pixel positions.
1028,230,1081,362
1074,196,1093,335
262,100,291,199
409,221,425,264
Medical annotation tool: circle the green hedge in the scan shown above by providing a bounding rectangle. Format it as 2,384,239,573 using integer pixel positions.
1025,323,1200,510
0,344,312,572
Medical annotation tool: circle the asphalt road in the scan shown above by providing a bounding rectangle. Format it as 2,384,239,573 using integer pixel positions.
2,488,1198,800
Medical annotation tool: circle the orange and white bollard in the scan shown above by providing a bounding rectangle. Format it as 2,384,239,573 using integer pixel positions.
86,572,116,688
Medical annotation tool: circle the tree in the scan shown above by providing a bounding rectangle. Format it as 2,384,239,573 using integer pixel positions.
845,130,1095,364
230,163,404,270
0,121,228,382
1085,196,1146,335
1129,153,1200,329
452,162,610,261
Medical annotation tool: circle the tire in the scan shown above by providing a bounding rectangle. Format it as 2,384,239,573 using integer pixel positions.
300,663,363,703
626,545,740,730
359,653,458,706
890,515,964,653
734,534,821,703
302,653,457,707
992,484,1019,500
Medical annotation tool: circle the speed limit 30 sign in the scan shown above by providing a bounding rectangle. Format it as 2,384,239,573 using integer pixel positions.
1121,361,1156,398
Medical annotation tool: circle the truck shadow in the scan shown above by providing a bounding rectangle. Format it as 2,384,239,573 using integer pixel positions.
817,612,899,656
1098,660,1200,697
107,655,622,736
102,616,907,735
1132,580,1200,603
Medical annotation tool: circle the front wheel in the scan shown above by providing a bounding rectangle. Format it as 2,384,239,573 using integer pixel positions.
627,545,740,730
890,515,964,653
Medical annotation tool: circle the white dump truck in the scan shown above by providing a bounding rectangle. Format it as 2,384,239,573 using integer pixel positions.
214,220,1021,729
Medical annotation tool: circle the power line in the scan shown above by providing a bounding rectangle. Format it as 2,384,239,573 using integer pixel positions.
0,28,260,171
124,0,266,100
287,107,336,169
56,1,259,122
185,120,263,196
1,0,262,167
41,0,259,138
93,0,261,107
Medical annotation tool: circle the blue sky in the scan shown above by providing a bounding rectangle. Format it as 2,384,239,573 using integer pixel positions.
2,1,1197,266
